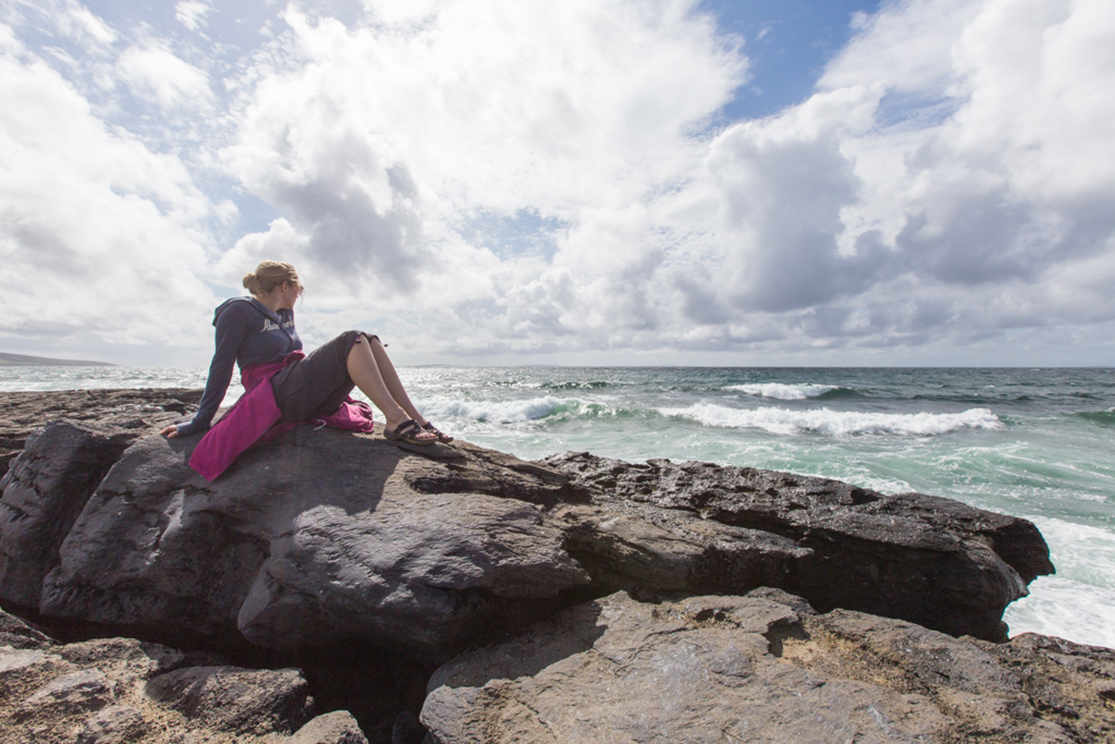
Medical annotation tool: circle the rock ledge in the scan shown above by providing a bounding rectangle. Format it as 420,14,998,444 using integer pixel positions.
1,389,1099,744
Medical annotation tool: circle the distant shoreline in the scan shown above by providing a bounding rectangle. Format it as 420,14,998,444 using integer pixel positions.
0,352,115,367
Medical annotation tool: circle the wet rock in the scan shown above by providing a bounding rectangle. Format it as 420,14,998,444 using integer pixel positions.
19,430,1052,665
2,391,1054,661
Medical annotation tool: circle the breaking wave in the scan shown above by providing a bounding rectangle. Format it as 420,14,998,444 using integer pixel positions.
660,404,1003,437
423,395,568,423
725,383,849,400
545,380,613,391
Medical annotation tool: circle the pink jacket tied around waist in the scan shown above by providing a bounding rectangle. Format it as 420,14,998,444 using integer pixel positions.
188,351,375,481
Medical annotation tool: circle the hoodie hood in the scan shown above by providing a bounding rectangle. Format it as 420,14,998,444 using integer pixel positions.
213,297,281,327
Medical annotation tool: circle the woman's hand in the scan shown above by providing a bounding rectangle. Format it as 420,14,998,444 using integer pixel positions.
160,425,179,439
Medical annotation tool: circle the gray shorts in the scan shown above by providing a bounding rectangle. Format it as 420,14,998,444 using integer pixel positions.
269,331,377,422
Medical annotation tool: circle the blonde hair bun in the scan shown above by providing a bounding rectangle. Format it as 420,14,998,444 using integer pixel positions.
243,260,298,297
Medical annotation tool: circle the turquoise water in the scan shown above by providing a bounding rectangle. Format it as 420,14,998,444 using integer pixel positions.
3,365,1113,648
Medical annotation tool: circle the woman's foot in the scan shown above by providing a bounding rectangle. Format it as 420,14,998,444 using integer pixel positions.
421,421,454,443
383,419,438,445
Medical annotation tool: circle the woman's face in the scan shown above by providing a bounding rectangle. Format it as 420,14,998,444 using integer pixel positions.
276,278,303,309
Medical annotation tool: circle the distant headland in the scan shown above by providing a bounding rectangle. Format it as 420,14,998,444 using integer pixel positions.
0,352,115,367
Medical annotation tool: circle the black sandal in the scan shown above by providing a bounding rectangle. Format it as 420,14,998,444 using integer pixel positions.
384,419,437,445
422,421,454,443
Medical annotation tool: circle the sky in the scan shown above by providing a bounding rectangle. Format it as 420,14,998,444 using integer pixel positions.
2,0,1114,367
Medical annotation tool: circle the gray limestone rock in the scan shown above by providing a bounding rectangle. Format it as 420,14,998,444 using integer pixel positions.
289,710,371,744
0,389,1095,744
542,451,1053,640
0,605,360,744
0,388,202,477
75,704,149,744
422,590,1115,744
0,642,68,709
146,665,312,735
37,428,591,662
0,605,54,649
16,668,116,721
2,397,1054,665
0,422,134,607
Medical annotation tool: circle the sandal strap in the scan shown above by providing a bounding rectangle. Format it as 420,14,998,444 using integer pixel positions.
422,421,453,442
395,419,422,437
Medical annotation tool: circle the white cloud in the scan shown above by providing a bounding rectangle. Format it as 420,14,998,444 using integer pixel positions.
823,0,982,95
117,42,214,110
748,0,1115,351
220,0,747,343
55,0,117,48
2,0,1114,364
946,0,1115,200
0,45,216,353
175,0,212,32
700,87,884,313
283,0,1113,360
0,21,21,55
1,0,116,50
562,0,1115,360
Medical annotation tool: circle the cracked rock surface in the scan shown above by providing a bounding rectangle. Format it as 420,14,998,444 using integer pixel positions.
0,390,1098,744
29,428,590,664
5,421,1050,663
0,389,202,477
422,589,1115,744
0,606,365,744
543,451,1053,641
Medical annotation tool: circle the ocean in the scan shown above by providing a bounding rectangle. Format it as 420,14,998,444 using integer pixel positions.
3,365,1113,649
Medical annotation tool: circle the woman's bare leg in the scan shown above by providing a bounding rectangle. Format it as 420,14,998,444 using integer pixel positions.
366,336,428,425
346,336,435,439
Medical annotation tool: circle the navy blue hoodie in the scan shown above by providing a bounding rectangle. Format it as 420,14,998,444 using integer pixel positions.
176,297,302,436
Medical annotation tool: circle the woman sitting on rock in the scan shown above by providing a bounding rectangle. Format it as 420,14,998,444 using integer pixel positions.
162,260,450,480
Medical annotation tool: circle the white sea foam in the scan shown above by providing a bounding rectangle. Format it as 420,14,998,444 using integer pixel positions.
1005,576,1115,649
726,383,837,400
660,404,1002,437
421,395,565,423
1025,517,1115,591
1002,516,1115,649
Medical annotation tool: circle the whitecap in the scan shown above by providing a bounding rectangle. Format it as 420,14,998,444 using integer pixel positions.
725,383,837,400
421,395,565,423
660,404,1002,437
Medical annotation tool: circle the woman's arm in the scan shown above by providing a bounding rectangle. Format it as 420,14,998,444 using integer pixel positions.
166,306,249,437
